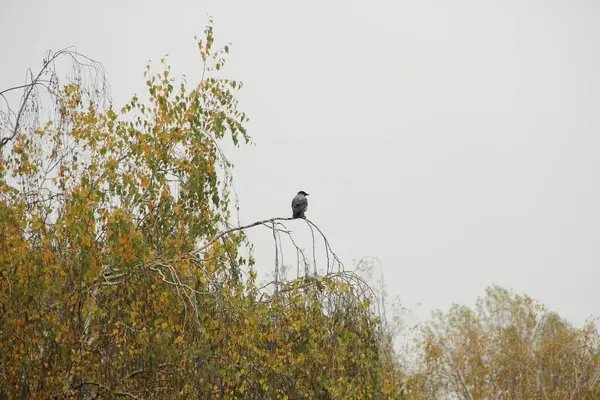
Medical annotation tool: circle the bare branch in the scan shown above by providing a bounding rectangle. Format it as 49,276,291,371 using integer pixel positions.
1,46,108,151
272,222,280,293
189,217,294,257
72,381,141,399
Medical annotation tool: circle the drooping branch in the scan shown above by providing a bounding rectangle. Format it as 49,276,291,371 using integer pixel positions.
189,216,381,321
187,217,345,277
0,46,108,152
272,222,280,292
306,219,344,273
307,222,318,276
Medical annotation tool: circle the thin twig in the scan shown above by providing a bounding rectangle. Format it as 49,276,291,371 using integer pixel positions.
272,222,279,293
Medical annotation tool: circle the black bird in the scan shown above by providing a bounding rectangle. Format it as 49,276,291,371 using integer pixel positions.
291,191,309,219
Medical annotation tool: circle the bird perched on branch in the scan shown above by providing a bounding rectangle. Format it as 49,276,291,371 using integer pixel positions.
291,191,309,219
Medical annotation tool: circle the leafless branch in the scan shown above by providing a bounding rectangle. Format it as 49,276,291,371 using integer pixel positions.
189,217,294,257
272,222,280,293
1,46,108,152
72,380,141,399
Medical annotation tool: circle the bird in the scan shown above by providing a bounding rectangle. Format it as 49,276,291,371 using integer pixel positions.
291,190,309,219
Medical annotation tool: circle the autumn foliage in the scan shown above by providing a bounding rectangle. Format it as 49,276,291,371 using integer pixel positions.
2,20,599,400
407,285,600,399
0,22,403,399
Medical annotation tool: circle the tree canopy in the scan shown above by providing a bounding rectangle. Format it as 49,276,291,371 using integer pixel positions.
1,19,598,400
0,21,402,399
408,285,600,399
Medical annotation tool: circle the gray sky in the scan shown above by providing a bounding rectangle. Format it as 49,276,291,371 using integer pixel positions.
2,0,599,327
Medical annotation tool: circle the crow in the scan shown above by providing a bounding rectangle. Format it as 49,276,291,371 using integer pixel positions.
291,191,309,219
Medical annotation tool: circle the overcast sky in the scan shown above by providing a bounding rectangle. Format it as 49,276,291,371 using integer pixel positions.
2,0,599,328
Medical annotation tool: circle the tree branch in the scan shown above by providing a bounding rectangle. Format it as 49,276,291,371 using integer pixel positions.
189,217,294,257
1,46,107,151
72,381,142,399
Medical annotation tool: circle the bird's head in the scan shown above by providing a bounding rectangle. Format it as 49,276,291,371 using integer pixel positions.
298,190,309,196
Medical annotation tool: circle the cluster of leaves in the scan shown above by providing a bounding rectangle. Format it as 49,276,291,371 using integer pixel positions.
0,21,404,399
407,285,600,399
